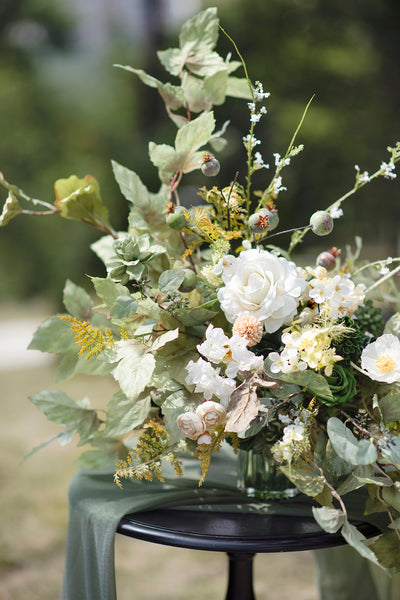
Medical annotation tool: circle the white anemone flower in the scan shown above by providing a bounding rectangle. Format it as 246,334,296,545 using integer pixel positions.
361,334,400,384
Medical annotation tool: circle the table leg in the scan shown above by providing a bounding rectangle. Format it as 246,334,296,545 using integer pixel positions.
225,552,256,600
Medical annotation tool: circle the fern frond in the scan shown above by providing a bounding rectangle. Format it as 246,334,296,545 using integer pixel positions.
59,315,115,359
114,419,183,486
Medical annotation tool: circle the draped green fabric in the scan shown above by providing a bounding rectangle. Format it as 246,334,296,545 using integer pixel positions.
60,448,399,600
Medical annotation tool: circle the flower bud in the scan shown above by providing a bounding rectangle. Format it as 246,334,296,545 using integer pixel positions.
248,208,279,234
201,153,220,177
195,401,226,430
316,250,337,270
197,432,213,445
166,206,188,230
309,211,334,236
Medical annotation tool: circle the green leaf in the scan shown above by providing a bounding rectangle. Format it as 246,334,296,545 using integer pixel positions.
75,437,128,469
114,66,185,111
54,174,112,231
382,485,400,512
56,351,114,382
104,390,151,436
0,191,22,226
226,77,253,99
341,520,386,571
29,390,101,446
327,417,378,465
368,532,400,570
63,279,93,319
182,71,228,113
91,276,129,309
175,112,215,155
110,295,138,319
379,436,400,466
279,369,333,400
179,7,219,50
28,315,74,354
151,328,180,352
379,391,400,423
312,506,346,533
175,306,217,326
161,388,199,444
112,340,156,400
158,269,186,294
280,465,325,496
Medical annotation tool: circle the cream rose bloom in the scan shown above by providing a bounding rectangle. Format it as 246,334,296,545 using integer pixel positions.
196,401,226,430
176,412,206,440
217,249,306,333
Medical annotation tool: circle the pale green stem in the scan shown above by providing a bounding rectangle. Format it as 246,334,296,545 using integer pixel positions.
365,263,400,294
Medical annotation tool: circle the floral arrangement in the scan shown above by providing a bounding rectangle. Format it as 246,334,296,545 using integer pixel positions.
2,8,400,570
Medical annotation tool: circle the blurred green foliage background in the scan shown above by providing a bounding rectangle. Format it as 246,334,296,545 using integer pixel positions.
0,0,399,302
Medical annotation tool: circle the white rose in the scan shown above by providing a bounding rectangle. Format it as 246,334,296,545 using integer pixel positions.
361,334,400,384
217,249,306,333
196,401,226,430
176,412,206,440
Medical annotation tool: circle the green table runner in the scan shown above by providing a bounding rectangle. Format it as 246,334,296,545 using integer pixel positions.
60,448,397,600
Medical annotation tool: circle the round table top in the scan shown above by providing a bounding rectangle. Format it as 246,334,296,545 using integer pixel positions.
117,508,380,554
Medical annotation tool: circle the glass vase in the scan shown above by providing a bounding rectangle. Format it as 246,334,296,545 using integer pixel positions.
237,449,298,500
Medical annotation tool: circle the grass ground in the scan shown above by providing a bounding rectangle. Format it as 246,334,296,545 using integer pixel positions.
0,305,318,600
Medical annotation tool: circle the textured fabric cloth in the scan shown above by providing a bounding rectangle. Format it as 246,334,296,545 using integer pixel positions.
60,449,398,600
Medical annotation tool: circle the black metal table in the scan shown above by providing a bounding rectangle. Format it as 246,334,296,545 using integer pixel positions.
117,508,379,600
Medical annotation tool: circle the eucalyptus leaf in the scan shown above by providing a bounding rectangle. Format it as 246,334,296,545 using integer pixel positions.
312,506,346,533
379,436,400,466
280,465,325,497
327,417,378,465
341,521,386,571
379,391,400,423
158,269,186,294
110,295,138,319
63,279,93,319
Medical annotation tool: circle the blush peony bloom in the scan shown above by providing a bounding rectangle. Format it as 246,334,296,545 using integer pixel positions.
361,334,400,384
217,249,306,333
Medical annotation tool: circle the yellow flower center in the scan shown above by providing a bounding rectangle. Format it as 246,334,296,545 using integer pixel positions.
376,354,395,373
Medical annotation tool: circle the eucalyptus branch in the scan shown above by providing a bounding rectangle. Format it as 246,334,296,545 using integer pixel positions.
340,409,371,437
313,462,348,516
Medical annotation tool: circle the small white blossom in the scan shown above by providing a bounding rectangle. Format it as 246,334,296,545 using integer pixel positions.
185,358,235,404
243,134,261,149
254,152,269,169
250,113,262,123
381,160,396,179
329,206,344,219
272,176,287,194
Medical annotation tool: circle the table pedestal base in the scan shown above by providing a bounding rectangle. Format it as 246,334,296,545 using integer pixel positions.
226,552,255,600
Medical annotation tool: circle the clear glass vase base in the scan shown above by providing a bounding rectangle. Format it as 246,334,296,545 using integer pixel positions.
240,485,298,501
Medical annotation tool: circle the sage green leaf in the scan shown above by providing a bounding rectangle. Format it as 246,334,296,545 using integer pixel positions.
323,440,354,482
151,328,180,352
327,417,378,465
110,295,138,319
226,77,253,99
280,465,325,496
148,142,178,184
182,71,228,113
29,390,101,445
23,431,67,461
91,276,129,309
28,315,74,354
379,391,400,423
54,174,111,230
115,65,185,111
0,190,22,226
379,436,400,466
341,521,386,571
158,269,186,294
175,306,217,326
56,351,114,382
63,279,93,319
91,234,115,266
312,506,346,533
104,390,151,436
75,437,128,469
179,7,219,50
175,112,215,155
384,312,400,339
112,340,156,400
279,369,333,400
368,532,400,570
382,485,400,512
